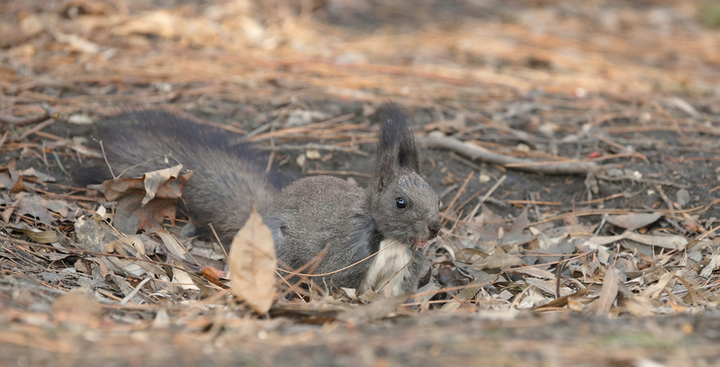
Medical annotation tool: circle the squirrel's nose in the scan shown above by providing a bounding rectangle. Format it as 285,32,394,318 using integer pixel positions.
428,220,441,238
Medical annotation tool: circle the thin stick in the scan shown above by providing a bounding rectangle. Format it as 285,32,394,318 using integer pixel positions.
0,111,50,126
441,171,473,221
120,277,152,305
94,138,116,179
116,153,180,178
555,256,564,298
276,240,399,277
419,136,601,175
256,144,368,156
208,223,229,261
305,170,372,178
18,118,57,140
465,175,506,221
695,223,720,242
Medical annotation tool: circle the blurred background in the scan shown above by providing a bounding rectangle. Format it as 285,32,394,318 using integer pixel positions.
3,0,720,117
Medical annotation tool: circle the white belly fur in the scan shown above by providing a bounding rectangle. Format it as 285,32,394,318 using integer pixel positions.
360,239,412,295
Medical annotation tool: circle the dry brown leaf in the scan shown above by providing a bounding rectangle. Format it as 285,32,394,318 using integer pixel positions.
607,213,661,229
514,267,556,280
0,160,24,192
640,271,676,299
439,300,462,313
12,227,58,244
700,252,719,278
142,164,183,205
90,168,191,202
457,273,499,300
526,278,570,297
501,207,536,246
172,267,201,291
18,167,56,183
1,207,13,224
202,266,229,289
534,288,590,310
620,296,661,317
89,167,192,235
113,194,178,235
596,267,620,315
675,275,699,306
473,253,524,270
589,231,687,250
229,206,277,314
14,193,56,226
155,231,192,262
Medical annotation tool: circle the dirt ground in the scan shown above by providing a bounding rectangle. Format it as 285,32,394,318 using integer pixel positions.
2,0,720,366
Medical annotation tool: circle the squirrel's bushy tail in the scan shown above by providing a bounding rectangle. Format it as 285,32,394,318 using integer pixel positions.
86,110,283,246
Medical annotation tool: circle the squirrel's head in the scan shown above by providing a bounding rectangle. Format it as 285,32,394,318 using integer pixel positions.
368,105,441,248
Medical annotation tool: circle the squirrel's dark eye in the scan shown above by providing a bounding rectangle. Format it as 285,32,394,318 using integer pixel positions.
395,197,406,209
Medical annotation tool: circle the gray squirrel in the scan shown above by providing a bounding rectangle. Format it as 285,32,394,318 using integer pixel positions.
81,104,441,294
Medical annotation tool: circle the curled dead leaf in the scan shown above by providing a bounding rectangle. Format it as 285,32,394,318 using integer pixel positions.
89,167,192,235
142,164,183,205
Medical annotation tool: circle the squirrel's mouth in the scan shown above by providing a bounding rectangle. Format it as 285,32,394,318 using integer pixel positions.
414,238,428,247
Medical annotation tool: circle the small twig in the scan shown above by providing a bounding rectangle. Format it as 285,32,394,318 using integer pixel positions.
245,121,276,139
116,153,180,178
94,138,116,179
276,240,400,278
651,100,688,138
441,171,473,222
418,136,601,175
449,152,482,171
305,170,371,178
555,256,565,298
247,113,357,142
596,174,690,189
208,223,229,261
695,226,720,241
449,185,487,221
654,184,677,218
256,143,368,156
0,110,50,126
595,135,647,162
479,175,506,204
465,175,507,221
17,118,58,140
120,277,152,305
438,183,459,201
40,103,60,119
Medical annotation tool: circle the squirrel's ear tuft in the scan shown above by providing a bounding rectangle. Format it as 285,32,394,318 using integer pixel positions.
373,104,421,191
